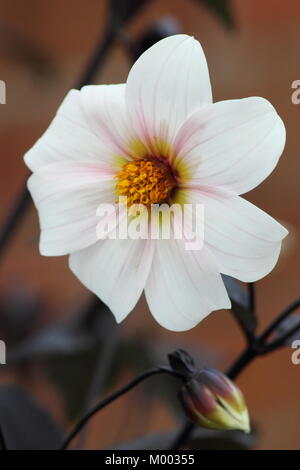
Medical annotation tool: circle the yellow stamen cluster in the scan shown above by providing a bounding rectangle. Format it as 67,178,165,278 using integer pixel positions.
115,159,175,206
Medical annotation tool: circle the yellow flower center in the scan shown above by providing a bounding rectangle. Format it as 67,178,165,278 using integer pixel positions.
115,158,176,206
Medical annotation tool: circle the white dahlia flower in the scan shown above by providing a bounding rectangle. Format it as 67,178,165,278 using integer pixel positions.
24,35,288,331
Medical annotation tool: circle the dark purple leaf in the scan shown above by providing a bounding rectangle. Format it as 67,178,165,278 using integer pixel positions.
0,386,62,450
222,275,257,339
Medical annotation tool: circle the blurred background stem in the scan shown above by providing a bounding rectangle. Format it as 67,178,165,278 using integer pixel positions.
60,366,185,450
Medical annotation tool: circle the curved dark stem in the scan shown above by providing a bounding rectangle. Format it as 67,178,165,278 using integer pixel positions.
0,184,31,260
76,300,118,449
226,346,257,381
170,421,194,451
248,283,256,316
170,346,257,450
0,424,7,450
60,366,185,450
76,25,116,89
263,320,300,353
259,298,300,343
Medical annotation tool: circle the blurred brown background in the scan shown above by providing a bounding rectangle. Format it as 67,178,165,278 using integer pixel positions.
0,0,299,450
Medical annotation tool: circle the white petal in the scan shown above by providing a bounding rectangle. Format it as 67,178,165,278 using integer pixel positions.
187,187,288,282
174,97,286,193
145,239,230,332
69,237,155,323
24,86,132,172
126,34,212,157
28,161,116,256
79,84,145,159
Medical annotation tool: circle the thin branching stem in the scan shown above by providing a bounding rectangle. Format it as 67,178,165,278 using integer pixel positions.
248,283,256,316
259,298,300,343
60,367,185,450
226,346,257,380
0,185,31,260
263,320,300,352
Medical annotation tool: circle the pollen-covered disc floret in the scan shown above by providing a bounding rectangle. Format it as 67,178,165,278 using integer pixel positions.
115,158,176,206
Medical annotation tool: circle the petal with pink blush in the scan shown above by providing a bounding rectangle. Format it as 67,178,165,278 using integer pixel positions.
186,187,288,282
24,87,132,173
79,84,146,160
145,238,230,332
126,34,212,157
69,237,155,323
27,161,117,256
174,97,285,193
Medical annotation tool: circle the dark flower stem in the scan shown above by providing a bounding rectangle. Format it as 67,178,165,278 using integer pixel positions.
169,421,194,451
60,366,185,450
226,346,257,380
262,320,300,353
0,184,31,260
75,25,116,90
248,283,256,316
259,298,300,343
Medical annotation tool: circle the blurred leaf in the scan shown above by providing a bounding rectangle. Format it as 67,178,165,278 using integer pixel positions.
7,322,101,421
7,319,95,365
7,298,109,365
196,0,234,28
49,333,148,421
6,298,119,420
47,345,102,420
7,299,151,420
0,283,41,345
0,385,62,450
45,302,117,420
111,427,256,450
222,275,257,339
113,337,154,374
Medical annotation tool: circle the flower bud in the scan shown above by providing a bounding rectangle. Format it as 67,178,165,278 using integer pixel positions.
179,368,250,433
